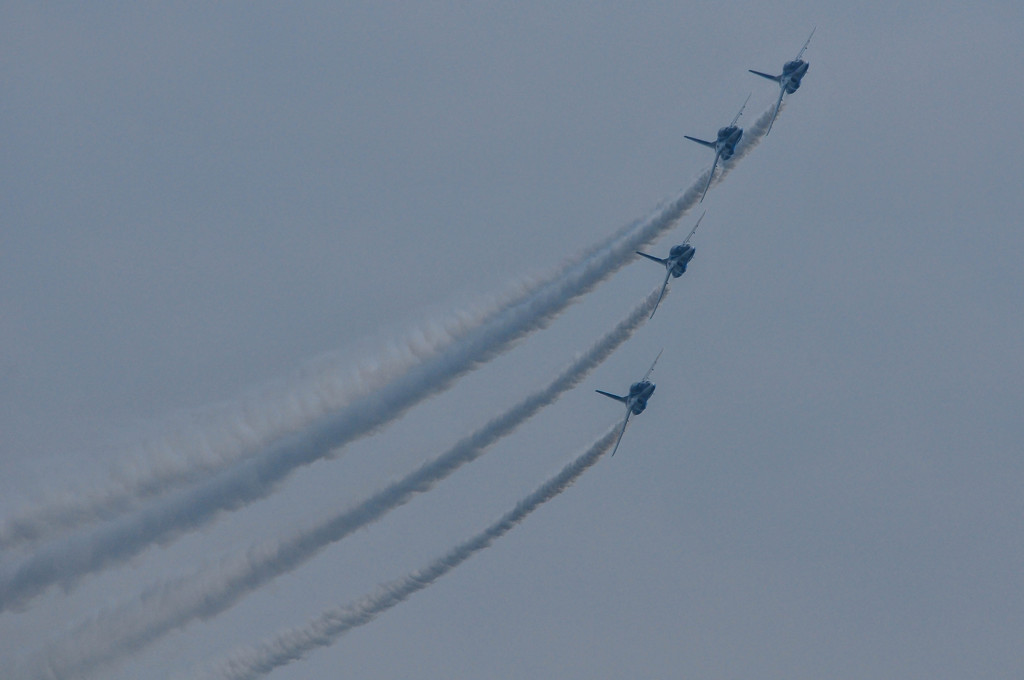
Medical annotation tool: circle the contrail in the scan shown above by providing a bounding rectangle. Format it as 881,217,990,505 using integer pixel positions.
24,286,664,680
0,198,635,555
206,426,619,680
0,104,772,613
0,279,547,552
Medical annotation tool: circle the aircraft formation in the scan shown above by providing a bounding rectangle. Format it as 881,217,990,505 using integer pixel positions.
1,29,815,680
596,29,814,457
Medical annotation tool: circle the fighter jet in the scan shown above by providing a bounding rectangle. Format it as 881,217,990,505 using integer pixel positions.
684,94,750,203
635,211,705,319
749,27,815,135
595,350,662,456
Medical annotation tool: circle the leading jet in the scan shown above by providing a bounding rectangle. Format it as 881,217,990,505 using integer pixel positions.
635,211,706,319
749,27,815,135
685,94,750,203
596,349,662,457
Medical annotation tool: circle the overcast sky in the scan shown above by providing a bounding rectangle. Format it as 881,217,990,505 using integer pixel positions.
2,2,1023,679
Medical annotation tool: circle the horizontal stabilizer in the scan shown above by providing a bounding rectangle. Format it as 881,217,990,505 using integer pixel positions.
684,135,716,150
596,390,627,403
636,251,667,266
749,69,782,82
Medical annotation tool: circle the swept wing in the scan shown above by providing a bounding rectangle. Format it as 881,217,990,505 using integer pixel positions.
697,150,721,203
642,349,663,383
682,210,706,246
730,93,751,127
648,268,673,319
611,408,631,457
765,86,786,135
796,26,815,61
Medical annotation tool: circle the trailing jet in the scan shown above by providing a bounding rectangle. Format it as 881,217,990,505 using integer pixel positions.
635,211,706,319
596,349,662,456
749,27,815,135
685,94,750,203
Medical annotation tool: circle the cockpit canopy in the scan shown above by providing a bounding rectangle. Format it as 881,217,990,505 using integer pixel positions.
628,380,649,396
717,125,738,140
669,243,694,259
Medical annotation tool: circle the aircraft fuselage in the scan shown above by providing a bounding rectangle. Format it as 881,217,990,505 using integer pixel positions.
715,125,743,160
781,59,809,93
626,381,656,415
667,244,696,277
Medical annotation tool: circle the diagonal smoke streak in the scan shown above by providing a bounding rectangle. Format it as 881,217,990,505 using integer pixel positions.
206,426,619,680
0,187,635,554
2,149,665,555
1,173,646,554
0,279,550,552
0,103,772,614
25,286,665,680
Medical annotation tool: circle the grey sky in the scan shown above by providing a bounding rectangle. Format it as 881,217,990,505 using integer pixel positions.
2,2,1023,679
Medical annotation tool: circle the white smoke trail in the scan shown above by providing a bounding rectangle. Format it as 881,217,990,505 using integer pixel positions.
0,279,546,552
23,286,664,680
0,103,773,613
0,178,635,555
206,426,619,680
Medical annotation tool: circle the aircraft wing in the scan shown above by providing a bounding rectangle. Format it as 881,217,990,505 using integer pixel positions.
649,268,673,320
642,349,664,383
611,409,632,457
766,86,785,135
730,93,751,127
699,151,721,203
682,210,707,245
796,27,816,60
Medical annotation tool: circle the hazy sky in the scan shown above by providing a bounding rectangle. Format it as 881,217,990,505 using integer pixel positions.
2,2,1023,679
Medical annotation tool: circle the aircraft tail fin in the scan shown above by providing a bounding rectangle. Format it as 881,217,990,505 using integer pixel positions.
748,69,782,82
684,135,716,150
595,390,627,404
635,251,667,266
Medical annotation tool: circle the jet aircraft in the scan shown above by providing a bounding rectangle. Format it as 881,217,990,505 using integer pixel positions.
685,94,750,203
635,211,706,319
749,27,815,135
596,349,662,457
